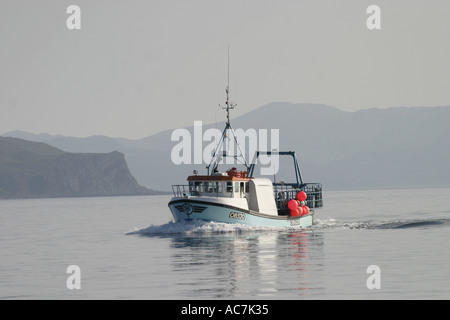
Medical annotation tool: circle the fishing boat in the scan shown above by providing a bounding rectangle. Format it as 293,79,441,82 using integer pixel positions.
168,64,322,228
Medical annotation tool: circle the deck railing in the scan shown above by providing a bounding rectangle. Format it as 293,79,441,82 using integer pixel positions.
171,185,190,197
171,184,231,198
273,183,323,211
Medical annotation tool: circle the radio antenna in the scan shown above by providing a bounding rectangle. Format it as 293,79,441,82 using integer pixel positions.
220,45,236,125
208,46,248,175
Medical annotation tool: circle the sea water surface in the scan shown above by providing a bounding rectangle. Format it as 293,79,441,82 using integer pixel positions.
1,188,450,300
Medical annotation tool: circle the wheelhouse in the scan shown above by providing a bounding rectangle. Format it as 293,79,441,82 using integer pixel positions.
172,174,251,199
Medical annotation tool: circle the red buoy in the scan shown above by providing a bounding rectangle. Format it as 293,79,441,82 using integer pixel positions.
297,191,307,201
301,206,310,216
290,208,300,217
288,199,298,211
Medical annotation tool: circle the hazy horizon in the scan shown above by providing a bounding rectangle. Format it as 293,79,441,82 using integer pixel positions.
2,1,450,139
2,102,450,140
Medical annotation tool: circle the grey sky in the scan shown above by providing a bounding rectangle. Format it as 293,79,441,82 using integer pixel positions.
1,0,449,139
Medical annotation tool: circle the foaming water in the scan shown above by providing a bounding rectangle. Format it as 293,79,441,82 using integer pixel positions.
313,217,450,230
126,220,298,236
127,216,450,237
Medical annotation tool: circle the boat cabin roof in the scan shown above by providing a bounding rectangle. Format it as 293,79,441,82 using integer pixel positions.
187,175,252,182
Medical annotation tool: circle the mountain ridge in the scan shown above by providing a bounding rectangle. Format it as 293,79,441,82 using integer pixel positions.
3,103,450,191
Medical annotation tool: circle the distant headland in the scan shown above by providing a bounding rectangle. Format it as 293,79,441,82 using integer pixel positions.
0,137,163,199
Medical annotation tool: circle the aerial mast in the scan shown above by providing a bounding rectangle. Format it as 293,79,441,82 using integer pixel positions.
221,46,236,125
207,47,249,175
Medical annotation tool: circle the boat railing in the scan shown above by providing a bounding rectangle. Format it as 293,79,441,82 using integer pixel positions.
273,183,323,212
171,184,233,198
172,185,190,197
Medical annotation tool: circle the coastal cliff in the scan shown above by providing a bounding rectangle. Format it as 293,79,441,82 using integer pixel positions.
0,137,152,199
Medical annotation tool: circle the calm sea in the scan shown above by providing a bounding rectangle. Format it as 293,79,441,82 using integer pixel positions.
1,188,450,300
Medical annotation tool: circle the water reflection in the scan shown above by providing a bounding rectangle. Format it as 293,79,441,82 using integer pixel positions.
168,230,325,299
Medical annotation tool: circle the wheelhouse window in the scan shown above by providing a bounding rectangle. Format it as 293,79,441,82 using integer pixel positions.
189,181,225,194
215,182,223,193
187,180,250,196
240,182,249,193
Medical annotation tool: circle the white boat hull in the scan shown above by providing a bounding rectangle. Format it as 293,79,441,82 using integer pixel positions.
168,197,313,228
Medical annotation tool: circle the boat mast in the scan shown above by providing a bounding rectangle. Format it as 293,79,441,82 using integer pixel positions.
223,46,236,125
206,47,249,175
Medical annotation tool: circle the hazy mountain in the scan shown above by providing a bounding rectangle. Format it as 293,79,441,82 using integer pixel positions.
3,103,450,191
0,137,155,199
